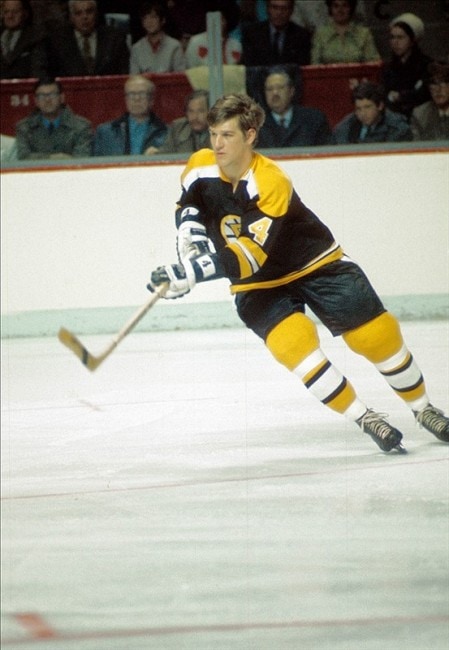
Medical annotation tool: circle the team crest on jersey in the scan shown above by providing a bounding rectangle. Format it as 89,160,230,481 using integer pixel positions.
221,214,241,243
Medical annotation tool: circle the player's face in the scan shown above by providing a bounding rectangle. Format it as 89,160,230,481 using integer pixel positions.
389,26,413,58
354,98,383,127
209,117,256,179
186,96,208,133
264,73,294,114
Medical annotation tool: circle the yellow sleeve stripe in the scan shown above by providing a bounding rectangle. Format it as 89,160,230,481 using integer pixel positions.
228,242,254,278
228,236,268,279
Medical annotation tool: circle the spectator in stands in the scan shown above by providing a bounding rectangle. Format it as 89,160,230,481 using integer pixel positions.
1,133,18,162
257,67,331,148
411,61,449,141
1,0,46,78
129,1,185,73
29,0,67,34
332,81,412,144
293,0,368,34
15,77,92,159
165,1,239,53
185,4,241,68
383,13,432,121
93,75,167,156
148,89,210,155
311,0,379,65
43,0,129,77
241,0,311,67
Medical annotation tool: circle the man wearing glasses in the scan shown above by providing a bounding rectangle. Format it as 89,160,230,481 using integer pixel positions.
15,77,93,159
93,75,167,156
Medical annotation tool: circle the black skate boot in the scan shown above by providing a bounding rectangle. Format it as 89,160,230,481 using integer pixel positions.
356,409,406,453
414,404,449,442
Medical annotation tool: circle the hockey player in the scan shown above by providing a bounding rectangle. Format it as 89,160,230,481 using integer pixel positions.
147,93,449,453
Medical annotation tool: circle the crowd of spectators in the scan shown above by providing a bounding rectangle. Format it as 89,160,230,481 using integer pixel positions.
1,0,448,162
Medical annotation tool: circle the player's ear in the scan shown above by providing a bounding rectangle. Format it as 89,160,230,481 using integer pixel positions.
246,128,257,145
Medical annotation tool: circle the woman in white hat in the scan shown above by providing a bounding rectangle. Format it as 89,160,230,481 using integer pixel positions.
383,12,432,119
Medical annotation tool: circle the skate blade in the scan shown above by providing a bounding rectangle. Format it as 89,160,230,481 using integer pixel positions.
393,443,407,454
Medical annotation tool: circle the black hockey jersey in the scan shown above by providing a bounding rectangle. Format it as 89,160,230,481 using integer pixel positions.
176,148,343,293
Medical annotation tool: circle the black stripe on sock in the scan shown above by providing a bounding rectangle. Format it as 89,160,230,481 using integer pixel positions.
380,354,414,377
304,360,332,389
322,378,348,405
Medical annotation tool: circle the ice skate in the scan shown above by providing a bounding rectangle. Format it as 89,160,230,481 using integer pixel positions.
356,409,406,453
414,404,449,442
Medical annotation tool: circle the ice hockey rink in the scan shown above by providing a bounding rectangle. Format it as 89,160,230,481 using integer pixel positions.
1,317,448,650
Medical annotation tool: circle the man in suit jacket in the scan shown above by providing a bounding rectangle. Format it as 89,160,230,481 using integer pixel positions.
151,90,210,155
241,0,311,67
94,75,167,156
257,67,331,148
1,0,46,78
44,0,129,77
411,61,449,141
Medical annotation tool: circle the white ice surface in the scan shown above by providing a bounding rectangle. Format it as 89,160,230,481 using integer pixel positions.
1,321,449,649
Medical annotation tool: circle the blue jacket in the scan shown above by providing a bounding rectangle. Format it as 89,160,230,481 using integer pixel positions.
94,112,167,156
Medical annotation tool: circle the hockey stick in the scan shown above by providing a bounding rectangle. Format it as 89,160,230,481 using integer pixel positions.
58,283,168,371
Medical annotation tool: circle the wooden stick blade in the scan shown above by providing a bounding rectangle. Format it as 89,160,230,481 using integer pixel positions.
58,327,104,371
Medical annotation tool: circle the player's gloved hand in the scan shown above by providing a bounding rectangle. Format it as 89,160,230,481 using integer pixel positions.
176,208,209,261
147,263,195,299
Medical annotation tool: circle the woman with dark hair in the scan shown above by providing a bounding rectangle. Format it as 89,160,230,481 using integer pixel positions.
311,0,380,64
383,12,432,120
129,0,185,73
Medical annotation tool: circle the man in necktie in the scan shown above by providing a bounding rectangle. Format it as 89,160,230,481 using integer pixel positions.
258,67,332,147
333,82,412,144
69,0,98,74
82,34,95,74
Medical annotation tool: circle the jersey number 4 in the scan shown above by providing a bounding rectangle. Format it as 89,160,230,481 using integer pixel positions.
248,216,272,246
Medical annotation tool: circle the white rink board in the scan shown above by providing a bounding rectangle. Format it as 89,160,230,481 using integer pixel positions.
1,150,448,316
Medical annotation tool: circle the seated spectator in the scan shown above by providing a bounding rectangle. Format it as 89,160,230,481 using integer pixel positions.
411,61,449,141
148,89,209,155
165,1,239,53
29,0,67,34
383,13,432,121
292,0,368,33
1,0,46,78
241,0,311,67
185,4,241,68
43,0,129,77
311,0,380,64
129,1,185,73
1,133,18,162
94,75,167,156
257,67,331,148
15,77,92,159
332,81,412,144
